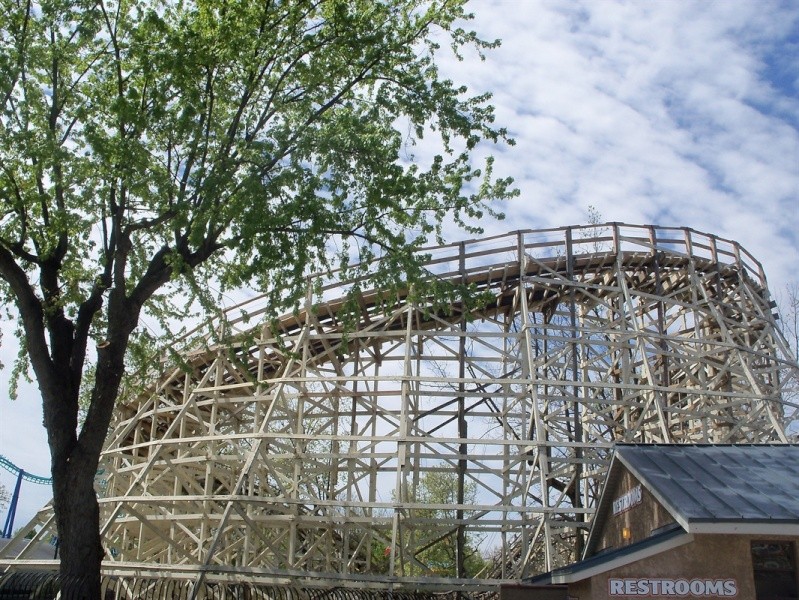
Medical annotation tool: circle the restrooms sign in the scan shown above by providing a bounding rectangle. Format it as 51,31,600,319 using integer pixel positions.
608,578,738,597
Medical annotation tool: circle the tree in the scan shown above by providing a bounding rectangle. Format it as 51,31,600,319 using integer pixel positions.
0,0,514,592
779,283,799,360
777,282,799,433
383,469,486,578
413,470,486,577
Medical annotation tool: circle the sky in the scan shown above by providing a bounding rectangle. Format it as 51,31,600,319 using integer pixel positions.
1,0,798,533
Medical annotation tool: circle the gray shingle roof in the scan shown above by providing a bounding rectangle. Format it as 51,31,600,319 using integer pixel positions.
615,444,799,524
584,444,799,559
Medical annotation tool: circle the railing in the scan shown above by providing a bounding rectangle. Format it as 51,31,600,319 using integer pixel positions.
168,223,770,353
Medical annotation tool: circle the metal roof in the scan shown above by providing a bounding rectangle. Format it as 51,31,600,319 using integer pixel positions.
617,444,799,522
585,444,799,558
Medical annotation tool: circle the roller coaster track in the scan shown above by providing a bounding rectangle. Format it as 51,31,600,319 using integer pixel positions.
0,455,51,539
0,457,52,487
3,224,798,594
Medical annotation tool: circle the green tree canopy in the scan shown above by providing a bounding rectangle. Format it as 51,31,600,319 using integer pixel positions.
0,0,513,591
413,469,486,577
378,468,486,578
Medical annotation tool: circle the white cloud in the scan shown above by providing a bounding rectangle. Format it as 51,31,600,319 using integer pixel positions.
444,0,798,293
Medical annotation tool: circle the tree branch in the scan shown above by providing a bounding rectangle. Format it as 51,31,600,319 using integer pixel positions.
0,244,52,376
0,0,32,111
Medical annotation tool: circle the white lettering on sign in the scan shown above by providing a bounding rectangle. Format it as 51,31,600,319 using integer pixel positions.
612,484,643,515
608,578,738,597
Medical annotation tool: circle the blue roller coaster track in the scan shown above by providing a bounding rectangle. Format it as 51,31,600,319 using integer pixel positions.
0,454,52,538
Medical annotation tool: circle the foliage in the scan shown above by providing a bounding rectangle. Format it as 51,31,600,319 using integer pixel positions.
387,468,486,578
0,0,514,585
0,0,515,386
415,470,486,577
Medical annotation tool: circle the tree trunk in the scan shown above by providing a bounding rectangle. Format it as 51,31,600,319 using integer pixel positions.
52,449,103,597
41,334,130,599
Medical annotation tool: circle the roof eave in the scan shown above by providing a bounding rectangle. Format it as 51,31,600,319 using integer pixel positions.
552,530,693,584
687,521,799,536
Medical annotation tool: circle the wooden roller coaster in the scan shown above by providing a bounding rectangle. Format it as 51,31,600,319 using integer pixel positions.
3,224,798,596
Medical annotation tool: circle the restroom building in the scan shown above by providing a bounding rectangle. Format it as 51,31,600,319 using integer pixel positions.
513,444,799,599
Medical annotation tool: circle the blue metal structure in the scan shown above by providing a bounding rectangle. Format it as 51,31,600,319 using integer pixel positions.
0,455,52,538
